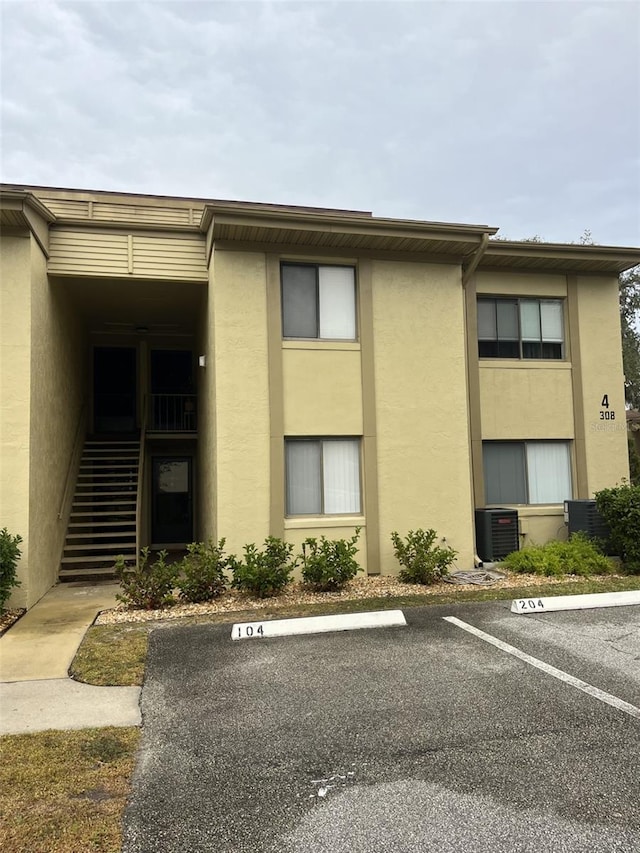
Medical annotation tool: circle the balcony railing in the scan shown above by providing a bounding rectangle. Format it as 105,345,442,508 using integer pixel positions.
150,394,197,432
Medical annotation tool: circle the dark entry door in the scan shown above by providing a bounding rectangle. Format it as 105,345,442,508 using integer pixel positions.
94,347,137,433
152,457,193,544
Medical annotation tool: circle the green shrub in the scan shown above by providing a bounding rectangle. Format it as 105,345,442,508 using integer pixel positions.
595,483,640,573
390,528,457,585
300,528,362,591
114,548,178,609
177,539,230,603
0,528,22,611
501,533,614,577
229,537,296,598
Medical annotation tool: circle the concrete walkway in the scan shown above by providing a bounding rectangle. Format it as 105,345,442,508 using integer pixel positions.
0,582,141,735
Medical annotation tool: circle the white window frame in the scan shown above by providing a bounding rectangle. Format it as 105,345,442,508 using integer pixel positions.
483,440,572,505
285,438,362,516
281,263,357,341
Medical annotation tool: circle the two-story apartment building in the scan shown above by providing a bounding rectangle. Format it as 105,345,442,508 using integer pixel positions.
1,184,638,610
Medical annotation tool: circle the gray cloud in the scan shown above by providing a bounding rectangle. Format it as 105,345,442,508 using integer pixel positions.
1,0,638,244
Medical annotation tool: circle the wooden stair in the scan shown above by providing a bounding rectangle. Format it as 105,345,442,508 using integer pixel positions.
59,438,140,581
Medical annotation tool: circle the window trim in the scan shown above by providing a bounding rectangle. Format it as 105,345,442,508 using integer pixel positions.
477,296,565,360
482,439,573,506
281,262,358,342
285,437,363,517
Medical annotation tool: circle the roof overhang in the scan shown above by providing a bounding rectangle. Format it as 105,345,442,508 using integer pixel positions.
0,190,56,257
201,202,498,261
480,240,640,275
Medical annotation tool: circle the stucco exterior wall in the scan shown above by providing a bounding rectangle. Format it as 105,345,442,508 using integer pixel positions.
573,275,629,493
284,522,367,577
479,364,574,439
27,245,86,607
371,260,475,573
282,345,363,436
211,250,271,555
0,233,32,607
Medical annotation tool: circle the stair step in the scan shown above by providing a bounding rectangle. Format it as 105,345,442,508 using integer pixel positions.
77,471,138,478
61,554,134,565
74,490,136,503
64,541,138,552
59,568,119,581
80,462,139,469
69,510,136,518
67,520,136,529
66,530,136,540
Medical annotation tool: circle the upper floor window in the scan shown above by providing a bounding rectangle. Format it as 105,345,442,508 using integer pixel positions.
478,298,564,359
281,263,356,340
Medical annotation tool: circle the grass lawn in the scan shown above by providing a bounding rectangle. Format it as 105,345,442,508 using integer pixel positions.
71,573,640,687
0,727,139,853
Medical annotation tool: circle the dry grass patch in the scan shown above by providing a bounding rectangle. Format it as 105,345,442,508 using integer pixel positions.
70,624,149,687
0,727,139,853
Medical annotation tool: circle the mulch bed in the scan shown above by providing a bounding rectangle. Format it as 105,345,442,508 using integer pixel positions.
0,609,26,637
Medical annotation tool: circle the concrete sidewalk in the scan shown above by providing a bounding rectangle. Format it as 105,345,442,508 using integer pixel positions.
0,582,141,734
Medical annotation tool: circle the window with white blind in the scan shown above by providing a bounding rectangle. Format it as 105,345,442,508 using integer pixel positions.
285,438,361,515
483,441,572,505
281,264,356,340
478,298,564,359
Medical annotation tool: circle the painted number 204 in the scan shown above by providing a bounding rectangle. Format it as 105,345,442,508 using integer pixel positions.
518,599,545,611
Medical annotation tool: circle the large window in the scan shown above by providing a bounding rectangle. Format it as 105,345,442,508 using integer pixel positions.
286,438,361,515
478,298,564,359
483,441,572,505
281,264,356,340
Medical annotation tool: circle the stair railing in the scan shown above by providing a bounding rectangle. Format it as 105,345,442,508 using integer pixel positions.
135,395,148,568
58,402,87,520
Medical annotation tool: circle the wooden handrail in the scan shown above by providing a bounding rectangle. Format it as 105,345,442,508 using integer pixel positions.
58,402,86,520
135,395,148,567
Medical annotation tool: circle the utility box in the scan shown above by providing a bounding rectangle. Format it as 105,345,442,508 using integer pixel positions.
475,508,519,563
564,499,612,552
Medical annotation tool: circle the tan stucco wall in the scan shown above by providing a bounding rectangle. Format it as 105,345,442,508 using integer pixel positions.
282,345,363,435
0,233,32,606
479,364,574,439
517,507,568,547
211,250,271,554
573,275,629,493
27,246,87,607
372,260,475,573
476,272,567,299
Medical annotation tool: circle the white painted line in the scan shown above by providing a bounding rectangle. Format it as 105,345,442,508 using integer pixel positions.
443,616,640,720
231,609,406,641
512,589,640,614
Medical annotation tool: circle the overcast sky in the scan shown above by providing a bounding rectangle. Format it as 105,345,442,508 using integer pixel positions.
1,0,639,245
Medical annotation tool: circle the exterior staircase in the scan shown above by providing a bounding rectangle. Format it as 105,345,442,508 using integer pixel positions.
59,438,140,581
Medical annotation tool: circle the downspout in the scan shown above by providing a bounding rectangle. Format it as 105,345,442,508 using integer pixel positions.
462,234,491,566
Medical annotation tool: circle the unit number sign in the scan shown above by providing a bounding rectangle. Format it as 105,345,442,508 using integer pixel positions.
599,394,615,421
513,598,545,613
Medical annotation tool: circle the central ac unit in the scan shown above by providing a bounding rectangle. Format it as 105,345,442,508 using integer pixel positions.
564,499,612,553
475,508,519,562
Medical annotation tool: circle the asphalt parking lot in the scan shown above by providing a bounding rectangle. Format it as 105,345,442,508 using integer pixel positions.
122,600,640,853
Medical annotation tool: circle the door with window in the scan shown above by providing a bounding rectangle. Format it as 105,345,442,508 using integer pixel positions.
152,457,193,544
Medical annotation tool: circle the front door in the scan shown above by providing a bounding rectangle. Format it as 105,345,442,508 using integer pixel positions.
152,457,193,544
93,347,137,433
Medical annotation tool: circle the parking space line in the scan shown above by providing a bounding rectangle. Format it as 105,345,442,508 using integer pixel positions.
443,616,640,720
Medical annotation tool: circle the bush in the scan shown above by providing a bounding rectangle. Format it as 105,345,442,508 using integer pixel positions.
177,539,230,603
114,548,178,609
595,483,640,573
300,529,362,591
501,533,614,577
390,528,457,585
0,528,22,611
230,537,296,598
